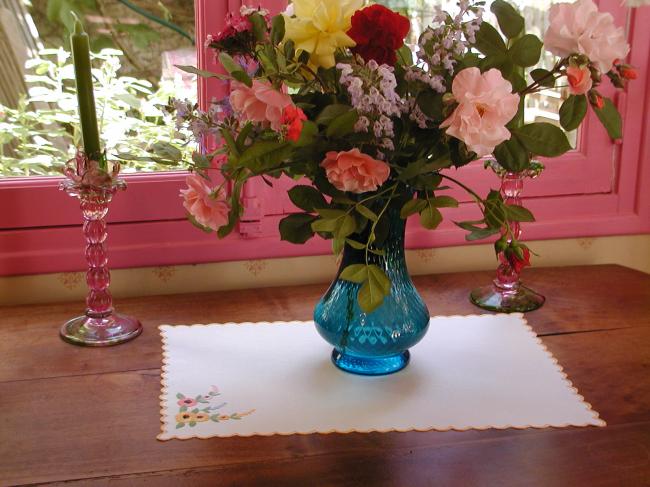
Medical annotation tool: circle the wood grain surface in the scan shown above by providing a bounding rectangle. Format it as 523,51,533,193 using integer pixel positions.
0,264,648,486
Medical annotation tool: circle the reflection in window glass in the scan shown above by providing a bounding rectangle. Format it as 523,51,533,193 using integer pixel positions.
0,0,196,178
381,0,577,147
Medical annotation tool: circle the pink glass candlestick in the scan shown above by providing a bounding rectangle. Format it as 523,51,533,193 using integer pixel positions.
60,175,142,346
470,171,545,313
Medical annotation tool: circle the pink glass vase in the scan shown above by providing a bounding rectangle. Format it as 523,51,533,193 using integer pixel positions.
59,178,142,346
470,171,545,313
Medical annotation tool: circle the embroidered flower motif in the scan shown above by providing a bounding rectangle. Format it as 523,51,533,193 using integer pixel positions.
175,412,195,423
194,412,210,422
174,387,255,429
177,397,198,407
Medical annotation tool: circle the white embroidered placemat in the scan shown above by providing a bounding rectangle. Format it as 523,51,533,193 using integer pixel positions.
158,314,604,440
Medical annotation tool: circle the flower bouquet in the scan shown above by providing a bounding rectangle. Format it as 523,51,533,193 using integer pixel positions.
168,0,633,374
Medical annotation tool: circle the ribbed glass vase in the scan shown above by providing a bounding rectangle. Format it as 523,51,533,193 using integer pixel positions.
314,207,430,375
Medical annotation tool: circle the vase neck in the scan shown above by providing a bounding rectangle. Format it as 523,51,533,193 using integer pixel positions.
340,207,406,273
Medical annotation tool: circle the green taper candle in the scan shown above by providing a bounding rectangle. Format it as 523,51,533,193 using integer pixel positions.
70,17,104,168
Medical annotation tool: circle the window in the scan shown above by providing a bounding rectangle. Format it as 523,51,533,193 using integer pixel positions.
1,0,648,276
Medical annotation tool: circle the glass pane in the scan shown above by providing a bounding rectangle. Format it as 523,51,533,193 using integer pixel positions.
0,0,195,178
381,0,578,147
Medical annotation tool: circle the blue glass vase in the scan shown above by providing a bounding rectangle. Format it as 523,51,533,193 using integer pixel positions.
314,208,430,375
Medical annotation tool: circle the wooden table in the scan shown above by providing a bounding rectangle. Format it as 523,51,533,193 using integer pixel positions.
1,264,649,486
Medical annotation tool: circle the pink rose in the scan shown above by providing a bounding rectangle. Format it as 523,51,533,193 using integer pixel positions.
543,0,629,73
321,149,390,193
180,174,230,232
440,68,520,157
229,80,293,131
566,65,593,95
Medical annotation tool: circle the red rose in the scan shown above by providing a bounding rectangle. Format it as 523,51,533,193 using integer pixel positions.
620,67,637,80
506,247,531,274
347,5,410,66
281,106,307,142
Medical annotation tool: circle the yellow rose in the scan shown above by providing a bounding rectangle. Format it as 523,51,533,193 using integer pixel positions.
283,0,363,69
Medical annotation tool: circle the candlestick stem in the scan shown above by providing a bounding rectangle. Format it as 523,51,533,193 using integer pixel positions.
60,184,142,346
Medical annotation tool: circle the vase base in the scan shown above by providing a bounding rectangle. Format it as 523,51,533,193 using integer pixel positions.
331,349,410,376
60,312,143,346
469,284,545,313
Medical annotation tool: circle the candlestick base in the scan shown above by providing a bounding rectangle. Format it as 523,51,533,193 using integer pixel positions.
60,312,142,347
470,284,545,313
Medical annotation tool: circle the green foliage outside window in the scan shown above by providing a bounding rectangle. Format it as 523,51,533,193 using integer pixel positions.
0,48,192,177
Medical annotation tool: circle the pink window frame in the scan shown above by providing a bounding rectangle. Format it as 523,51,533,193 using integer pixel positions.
0,0,648,277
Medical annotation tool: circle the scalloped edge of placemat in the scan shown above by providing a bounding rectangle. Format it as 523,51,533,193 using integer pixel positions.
157,314,605,441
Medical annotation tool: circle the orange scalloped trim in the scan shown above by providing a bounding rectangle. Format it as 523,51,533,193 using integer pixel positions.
157,313,605,441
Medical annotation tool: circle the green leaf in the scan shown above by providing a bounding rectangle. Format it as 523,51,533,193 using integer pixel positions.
493,137,530,172
509,35,543,67
490,0,524,39
292,120,318,147
288,185,327,212
176,423,185,429
175,65,227,80
530,68,556,88
513,123,572,157
559,95,587,132
474,22,507,57
355,204,378,221
271,14,285,45
358,265,391,313
396,45,413,66
420,205,443,230
336,214,356,239
239,141,292,172
416,91,443,120
368,265,391,295
315,208,345,219
466,227,501,241
431,195,459,208
219,52,252,87
593,97,622,140
249,12,267,42
316,104,352,125
176,393,185,399
311,218,338,233
345,239,366,250
326,110,359,138
236,122,254,147
339,264,367,283
279,213,316,244
400,199,427,218
505,204,535,222
150,141,182,162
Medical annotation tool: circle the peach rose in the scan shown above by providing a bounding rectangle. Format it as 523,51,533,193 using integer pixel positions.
543,0,629,73
566,65,593,95
440,68,520,157
320,148,390,193
180,174,230,231
229,80,293,130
